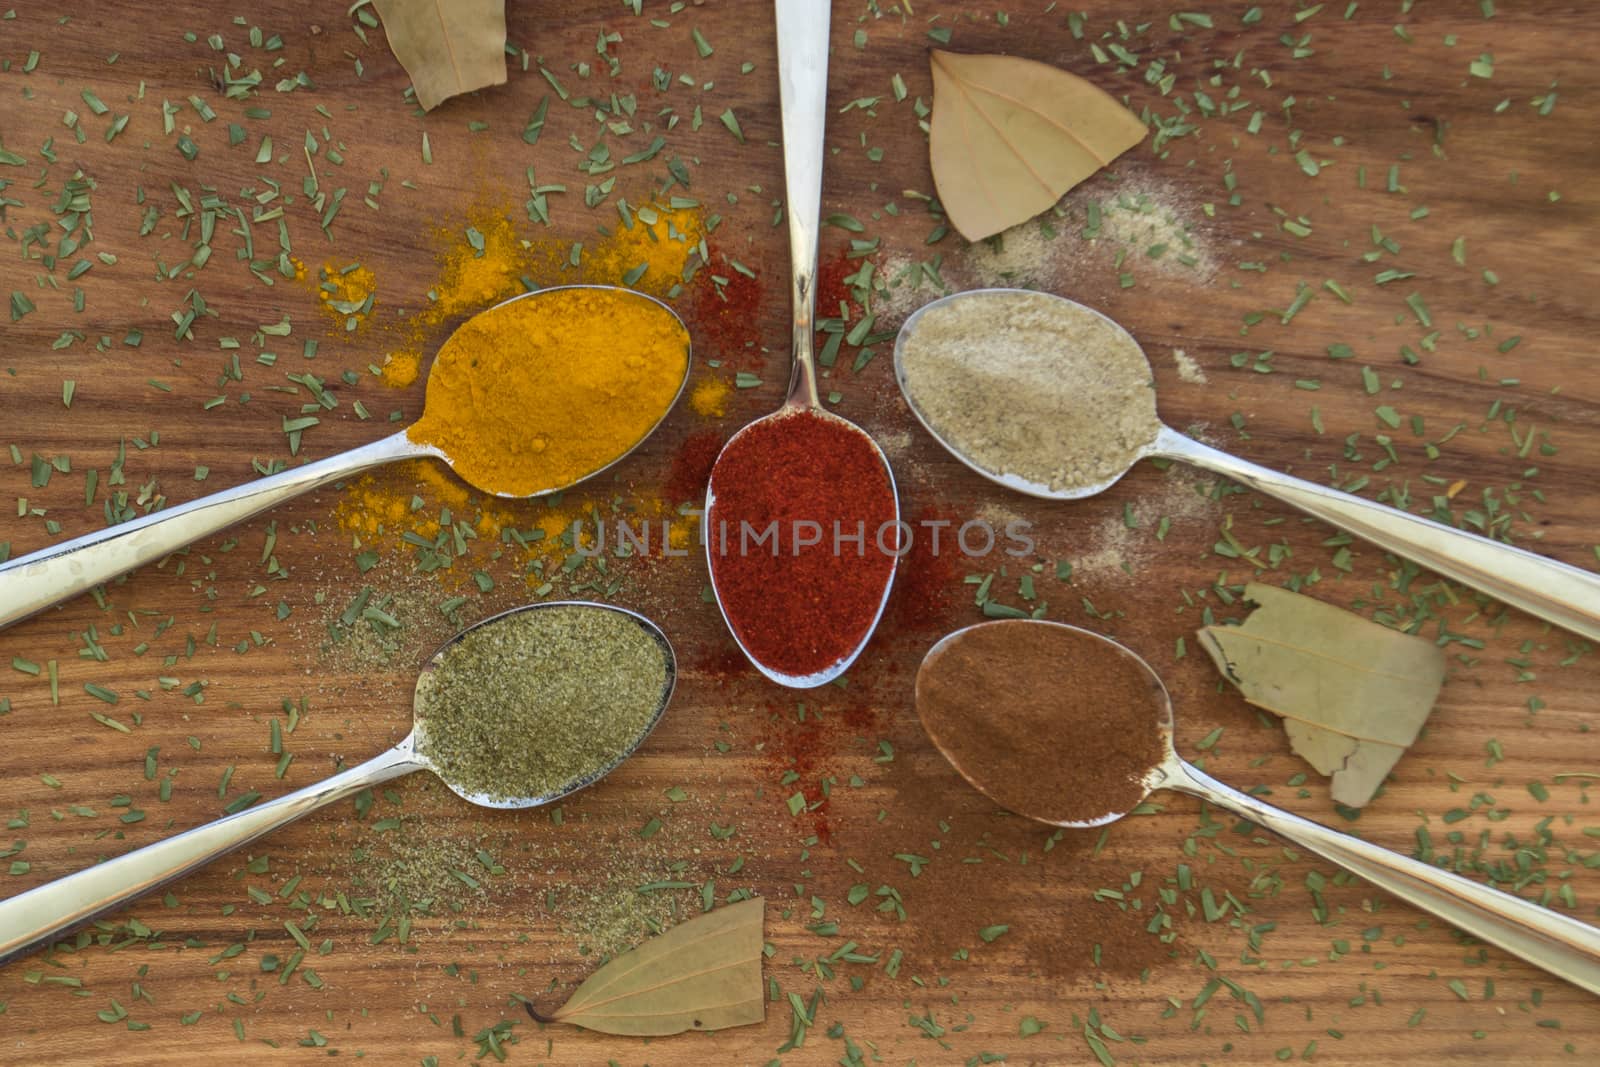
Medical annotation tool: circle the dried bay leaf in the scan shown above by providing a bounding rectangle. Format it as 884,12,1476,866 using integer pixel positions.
927,50,1147,242
1197,583,1446,807
371,0,508,112
536,896,764,1037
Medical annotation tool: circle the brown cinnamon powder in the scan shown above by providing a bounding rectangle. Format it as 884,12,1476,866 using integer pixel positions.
915,620,1165,824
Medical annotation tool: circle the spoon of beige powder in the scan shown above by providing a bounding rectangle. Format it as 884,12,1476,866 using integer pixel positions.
893,287,1600,643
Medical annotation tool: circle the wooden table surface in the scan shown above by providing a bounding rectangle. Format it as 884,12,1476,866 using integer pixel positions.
3,1,1599,1063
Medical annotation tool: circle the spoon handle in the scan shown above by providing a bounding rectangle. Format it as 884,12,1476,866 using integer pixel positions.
1163,756,1600,995
0,742,422,967
0,430,428,633
1155,425,1600,642
774,0,829,410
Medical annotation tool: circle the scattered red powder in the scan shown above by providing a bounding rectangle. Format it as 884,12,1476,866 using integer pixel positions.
665,428,727,503
888,505,956,632
689,255,766,369
814,246,859,319
761,706,835,844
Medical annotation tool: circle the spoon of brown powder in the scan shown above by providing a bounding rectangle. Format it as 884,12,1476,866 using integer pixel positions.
894,288,1600,644
915,619,1600,994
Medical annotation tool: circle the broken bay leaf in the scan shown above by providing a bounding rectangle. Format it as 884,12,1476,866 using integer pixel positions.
927,50,1147,242
371,0,508,112
540,896,764,1037
1197,583,1446,807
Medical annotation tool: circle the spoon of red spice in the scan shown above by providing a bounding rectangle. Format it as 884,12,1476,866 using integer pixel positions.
702,0,899,688
915,619,1600,996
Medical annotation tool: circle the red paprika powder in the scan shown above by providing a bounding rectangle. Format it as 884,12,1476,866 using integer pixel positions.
664,428,727,503
706,408,897,680
689,254,766,369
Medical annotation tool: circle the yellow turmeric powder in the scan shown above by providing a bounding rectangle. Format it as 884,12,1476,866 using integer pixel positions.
315,261,378,333
690,375,731,418
376,202,703,389
429,211,539,318
408,287,690,498
582,204,704,295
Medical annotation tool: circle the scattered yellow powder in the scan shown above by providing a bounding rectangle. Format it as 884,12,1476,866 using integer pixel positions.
381,350,420,388
429,210,539,319
314,261,378,333
332,461,695,584
690,375,731,418
582,204,704,295
341,462,603,555
375,201,704,391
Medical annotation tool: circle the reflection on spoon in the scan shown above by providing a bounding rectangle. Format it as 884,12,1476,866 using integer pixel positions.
915,618,1600,995
894,288,1600,643
0,285,691,632
0,601,675,967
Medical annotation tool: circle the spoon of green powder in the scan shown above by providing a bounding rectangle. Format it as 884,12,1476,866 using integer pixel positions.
0,602,675,967
894,287,1600,643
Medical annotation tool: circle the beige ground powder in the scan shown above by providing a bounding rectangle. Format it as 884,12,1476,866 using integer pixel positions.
899,290,1161,492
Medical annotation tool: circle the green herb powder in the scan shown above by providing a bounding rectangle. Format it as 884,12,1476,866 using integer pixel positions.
414,606,671,802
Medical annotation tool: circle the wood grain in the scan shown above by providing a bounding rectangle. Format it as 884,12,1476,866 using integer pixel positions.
3,1,1600,1063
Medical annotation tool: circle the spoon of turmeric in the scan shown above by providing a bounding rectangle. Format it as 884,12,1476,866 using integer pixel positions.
0,285,691,631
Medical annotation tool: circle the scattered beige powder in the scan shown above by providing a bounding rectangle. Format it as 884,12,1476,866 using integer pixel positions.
876,429,913,457
933,175,1215,296
899,290,1161,493
871,253,950,323
962,222,1079,289
1086,177,1217,282
1173,348,1207,384
1070,468,1219,580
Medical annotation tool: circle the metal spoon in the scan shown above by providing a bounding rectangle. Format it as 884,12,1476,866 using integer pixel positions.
916,619,1600,996
894,288,1600,643
0,600,676,967
0,285,691,632
702,0,899,687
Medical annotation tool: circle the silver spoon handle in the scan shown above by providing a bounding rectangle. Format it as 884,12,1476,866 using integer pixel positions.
0,742,423,967
775,0,829,410
1163,755,1600,995
1155,425,1600,643
0,431,428,632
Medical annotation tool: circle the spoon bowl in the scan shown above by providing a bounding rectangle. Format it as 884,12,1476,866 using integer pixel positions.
894,288,1600,643
0,601,675,966
0,284,691,632
414,601,676,809
413,284,693,499
916,619,1600,995
705,405,900,689
894,288,1156,503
